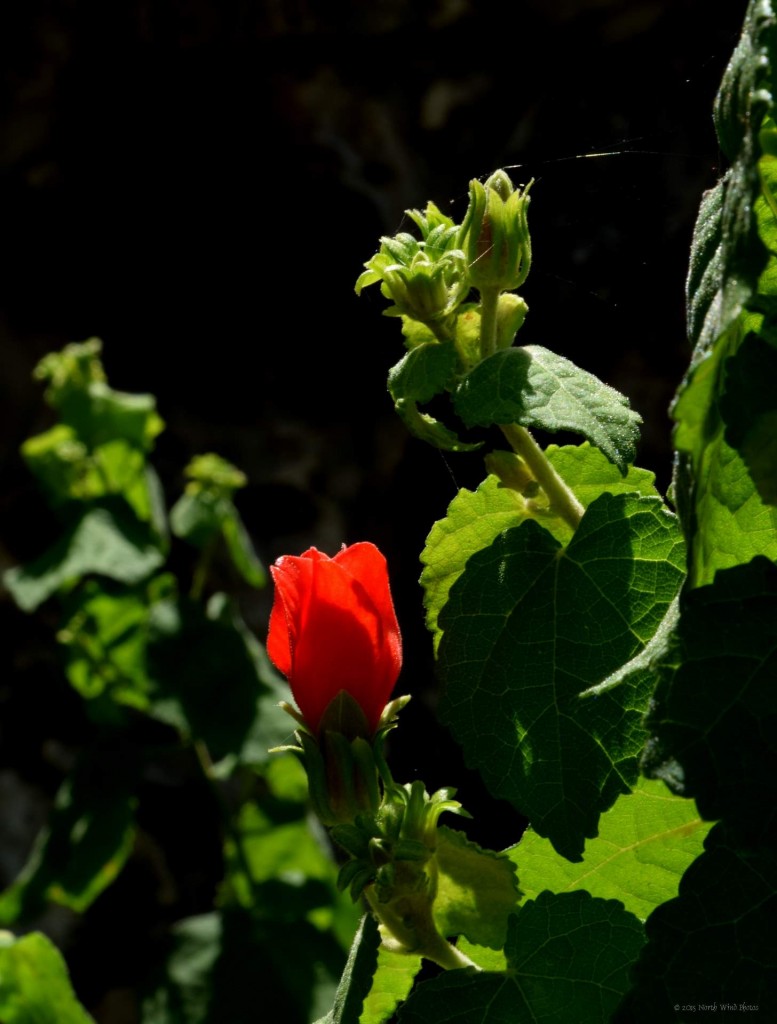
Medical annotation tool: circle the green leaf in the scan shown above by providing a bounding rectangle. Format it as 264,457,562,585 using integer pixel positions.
615,822,777,1022
388,342,457,405
398,892,644,1024
0,753,136,924
183,453,247,492
453,346,642,472
222,603,301,767
3,504,165,612
393,398,481,452
387,342,481,452
674,0,777,586
421,443,661,650
141,909,347,1024
360,944,422,1024
720,331,777,504
0,931,95,1023
437,493,685,860
223,754,349,918
433,826,521,949
58,575,175,709
61,379,164,452
220,511,266,588
145,595,288,761
642,557,777,838
170,491,266,589
314,915,381,1024
512,776,712,921
672,317,777,587
171,455,266,589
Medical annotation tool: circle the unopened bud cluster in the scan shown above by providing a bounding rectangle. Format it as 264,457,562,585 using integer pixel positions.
356,171,533,356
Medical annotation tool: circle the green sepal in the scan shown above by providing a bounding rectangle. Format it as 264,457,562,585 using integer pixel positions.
336,859,377,901
330,825,372,861
458,171,532,293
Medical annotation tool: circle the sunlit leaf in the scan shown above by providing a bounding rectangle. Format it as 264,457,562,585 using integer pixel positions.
438,493,685,860
0,931,95,1023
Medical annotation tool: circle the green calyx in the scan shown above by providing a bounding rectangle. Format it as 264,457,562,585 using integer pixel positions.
356,202,470,330
381,251,470,325
458,170,533,294
274,691,410,828
331,778,467,904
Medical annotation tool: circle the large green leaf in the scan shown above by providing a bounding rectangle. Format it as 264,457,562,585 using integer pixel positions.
421,443,660,651
3,503,165,611
453,346,641,472
397,892,644,1024
0,753,136,924
643,557,777,838
511,776,711,921
437,493,685,860
222,754,350,920
720,331,777,504
674,0,777,586
0,931,95,1023
615,823,777,1022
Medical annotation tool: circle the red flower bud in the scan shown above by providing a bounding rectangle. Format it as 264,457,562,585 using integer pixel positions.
267,542,402,735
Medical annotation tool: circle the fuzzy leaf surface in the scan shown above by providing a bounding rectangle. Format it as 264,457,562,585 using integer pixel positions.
512,776,711,921
642,557,777,838
615,823,777,1022
437,493,685,860
387,343,480,452
360,944,421,1024
453,346,641,472
433,826,521,949
674,0,777,585
398,891,644,1024
421,443,660,650
314,915,381,1024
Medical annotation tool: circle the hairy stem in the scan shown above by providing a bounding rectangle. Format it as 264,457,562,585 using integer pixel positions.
478,286,500,359
500,423,585,530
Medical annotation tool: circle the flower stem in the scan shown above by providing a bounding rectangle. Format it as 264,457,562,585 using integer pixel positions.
500,423,585,530
478,286,500,359
364,883,480,972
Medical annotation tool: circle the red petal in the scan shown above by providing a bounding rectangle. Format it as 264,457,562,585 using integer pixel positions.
266,543,402,734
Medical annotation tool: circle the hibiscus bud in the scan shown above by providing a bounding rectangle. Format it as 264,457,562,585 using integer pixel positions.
267,542,402,737
458,170,533,293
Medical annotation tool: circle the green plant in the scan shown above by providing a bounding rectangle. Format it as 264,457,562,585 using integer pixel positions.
2,2,776,1021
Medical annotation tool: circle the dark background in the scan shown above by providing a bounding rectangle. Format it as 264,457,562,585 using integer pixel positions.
0,0,748,1017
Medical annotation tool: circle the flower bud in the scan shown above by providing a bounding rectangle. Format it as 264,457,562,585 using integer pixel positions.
458,170,533,293
381,250,469,323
